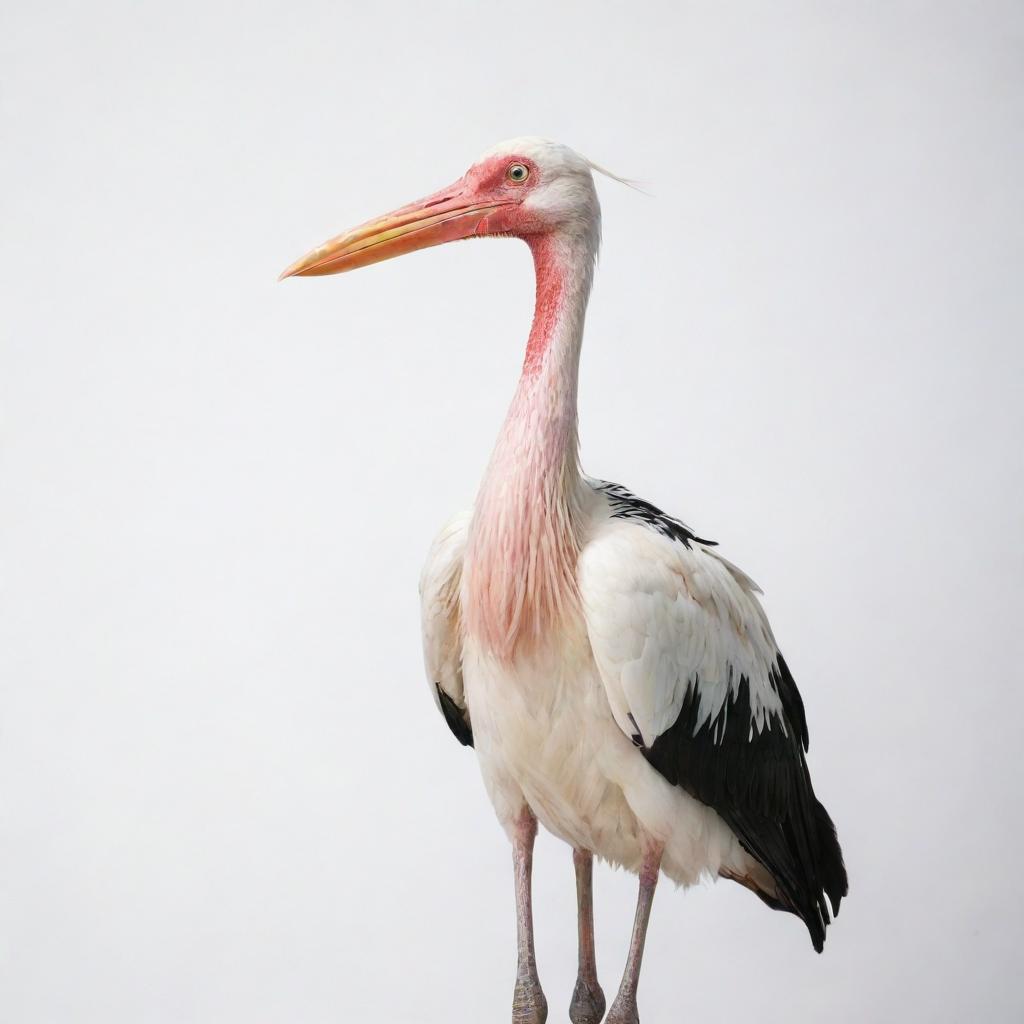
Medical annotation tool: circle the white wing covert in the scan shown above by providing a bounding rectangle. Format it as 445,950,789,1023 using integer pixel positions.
581,520,785,750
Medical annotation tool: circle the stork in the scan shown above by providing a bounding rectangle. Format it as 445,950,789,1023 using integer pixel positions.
281,138,847,1024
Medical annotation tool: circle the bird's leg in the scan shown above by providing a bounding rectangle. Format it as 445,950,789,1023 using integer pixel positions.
512,807,547,1024
605,843,664,1024
569,849,605,1024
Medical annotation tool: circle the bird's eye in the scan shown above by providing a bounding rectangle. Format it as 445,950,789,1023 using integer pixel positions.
506,163,530,183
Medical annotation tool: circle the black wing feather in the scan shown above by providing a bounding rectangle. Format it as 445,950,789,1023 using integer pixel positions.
436,683,474,747
642,656,847,952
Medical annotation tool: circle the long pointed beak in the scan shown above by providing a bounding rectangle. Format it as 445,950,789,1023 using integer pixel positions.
279,184,510,280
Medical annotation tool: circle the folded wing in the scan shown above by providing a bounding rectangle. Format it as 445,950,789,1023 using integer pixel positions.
580,488,847,950
420,510,474,747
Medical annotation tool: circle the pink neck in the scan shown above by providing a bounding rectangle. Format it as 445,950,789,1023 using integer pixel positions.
465,232,595,660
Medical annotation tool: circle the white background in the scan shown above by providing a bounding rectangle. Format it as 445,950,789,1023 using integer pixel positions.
2,2,1022,1021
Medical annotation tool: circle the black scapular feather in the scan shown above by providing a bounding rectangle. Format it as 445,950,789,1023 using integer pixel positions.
642,655,848,952
596,480,717,548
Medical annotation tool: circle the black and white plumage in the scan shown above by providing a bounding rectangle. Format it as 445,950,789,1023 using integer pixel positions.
285,136,847,1023
595,481,845,950
422,477,846,953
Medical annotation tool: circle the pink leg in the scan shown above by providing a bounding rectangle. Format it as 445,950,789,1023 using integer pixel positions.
512,808,547,1024
569,849,605,1024
605,843,664,1024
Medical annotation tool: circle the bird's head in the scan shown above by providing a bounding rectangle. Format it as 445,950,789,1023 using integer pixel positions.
279,137,601,280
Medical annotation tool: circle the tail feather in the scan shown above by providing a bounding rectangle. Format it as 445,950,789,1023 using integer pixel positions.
727,795,848,953
778,797,848,952
814,797,848,918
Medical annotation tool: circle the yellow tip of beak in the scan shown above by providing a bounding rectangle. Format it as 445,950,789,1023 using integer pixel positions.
278,251,320,281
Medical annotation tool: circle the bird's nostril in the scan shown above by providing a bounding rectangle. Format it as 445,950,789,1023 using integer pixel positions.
423,195,455,208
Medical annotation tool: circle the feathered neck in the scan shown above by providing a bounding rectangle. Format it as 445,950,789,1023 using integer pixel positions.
465,229,596,661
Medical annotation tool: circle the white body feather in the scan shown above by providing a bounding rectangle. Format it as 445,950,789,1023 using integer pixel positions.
421,482,781,888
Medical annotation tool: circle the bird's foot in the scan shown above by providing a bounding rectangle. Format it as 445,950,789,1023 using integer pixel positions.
512,971,548,1024
569,975,606,1024
604,991,639,1024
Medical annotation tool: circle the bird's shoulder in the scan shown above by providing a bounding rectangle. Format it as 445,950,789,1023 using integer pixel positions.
580,478,769,646
579,477,792,750
420,508,472,596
